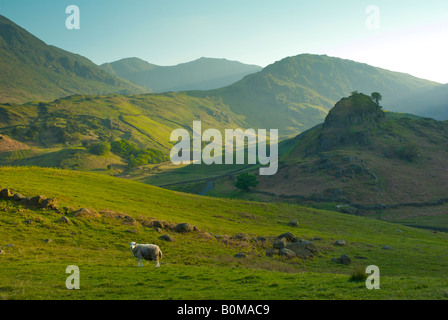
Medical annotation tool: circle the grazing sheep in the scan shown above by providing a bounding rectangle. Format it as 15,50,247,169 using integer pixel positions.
129,242,163,267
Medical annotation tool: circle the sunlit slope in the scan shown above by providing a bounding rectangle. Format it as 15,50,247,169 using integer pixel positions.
0,167,447,299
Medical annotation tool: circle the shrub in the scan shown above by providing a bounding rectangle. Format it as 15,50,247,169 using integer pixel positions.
397,142,420,162
348,262,368,282
89,142,110,156
235,172,259,192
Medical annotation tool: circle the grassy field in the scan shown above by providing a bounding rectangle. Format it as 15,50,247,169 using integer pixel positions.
0,166,447,300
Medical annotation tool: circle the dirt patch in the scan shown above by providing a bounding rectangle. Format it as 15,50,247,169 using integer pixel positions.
0,135,29,153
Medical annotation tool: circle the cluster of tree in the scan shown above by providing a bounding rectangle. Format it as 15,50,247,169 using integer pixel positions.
110,139,169,168
235,172,259,191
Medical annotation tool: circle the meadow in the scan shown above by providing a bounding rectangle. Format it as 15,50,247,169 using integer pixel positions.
0,166,447,299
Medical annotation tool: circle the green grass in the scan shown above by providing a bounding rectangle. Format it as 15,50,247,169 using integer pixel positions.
0,166,447,299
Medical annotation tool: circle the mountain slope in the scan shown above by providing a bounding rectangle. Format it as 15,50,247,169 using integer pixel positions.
100,57,262,92
249,92,448,227
190,54,442,138
0,15,145,104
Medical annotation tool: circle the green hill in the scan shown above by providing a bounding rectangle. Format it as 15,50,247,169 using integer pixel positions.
100,57,263,92
0,166,447,299
191,54,442,138
0,92,246,171
0,15,145,104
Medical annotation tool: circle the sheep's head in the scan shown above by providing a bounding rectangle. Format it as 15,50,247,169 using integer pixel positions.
129,242,136,250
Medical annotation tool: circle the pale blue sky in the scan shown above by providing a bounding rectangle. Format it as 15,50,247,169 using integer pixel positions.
1,0,447,83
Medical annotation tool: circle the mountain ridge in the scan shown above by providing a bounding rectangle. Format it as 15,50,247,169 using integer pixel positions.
99,56,263,92
0,15,146,104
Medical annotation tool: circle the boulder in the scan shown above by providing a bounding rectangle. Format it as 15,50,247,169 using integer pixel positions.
285,242,314,258
20,197,31,206
276,232,296,242
288,220,299,227
13,194,24,201
159,234,175,242
340,255,352,265
123,215,137,225
279,248,296,258
152,220,165,229
334,240,346,247
0,189,13,198
174,223,195,233
382,245,393,250
273,238,287,249
40,198,58,210
73,208,101,219
230,233,249,241
29,195,46,207
58,216,71,224
44,239,53,243
234,253,246,258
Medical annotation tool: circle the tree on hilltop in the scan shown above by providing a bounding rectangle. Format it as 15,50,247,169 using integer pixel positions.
371,92,382,107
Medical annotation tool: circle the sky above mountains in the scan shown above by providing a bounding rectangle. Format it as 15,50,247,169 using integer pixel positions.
1,0,447,83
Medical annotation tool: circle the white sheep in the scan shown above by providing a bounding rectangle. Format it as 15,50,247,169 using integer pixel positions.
129,242,163,267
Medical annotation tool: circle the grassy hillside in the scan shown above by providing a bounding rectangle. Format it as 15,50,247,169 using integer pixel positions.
0,15,145,104
0,166,447,299
0,92,246,172
100,57,262,92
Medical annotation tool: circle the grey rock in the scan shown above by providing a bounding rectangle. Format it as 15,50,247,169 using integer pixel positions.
159,234,175,242
40,198,58,210
279,248,296,258
340,255,352,265
334,240,346,246
234,252,247,258
382,245,393,250
174,223,195,233
230,233,249,241
273,238,287,249
58,216,71,224
13,193,24,201
29,195,46,207
276,232,296,242
0,189,13,198
285,242,314,258
288,220,299,227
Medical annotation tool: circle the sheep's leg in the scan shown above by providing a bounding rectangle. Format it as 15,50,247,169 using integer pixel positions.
155,261,160,268
136,259,139,267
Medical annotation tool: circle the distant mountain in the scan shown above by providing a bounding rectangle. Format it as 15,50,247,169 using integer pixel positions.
0,15,145,104
191,54,443,138
100,57,262,92
100,57,159,79
394,83,448,120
